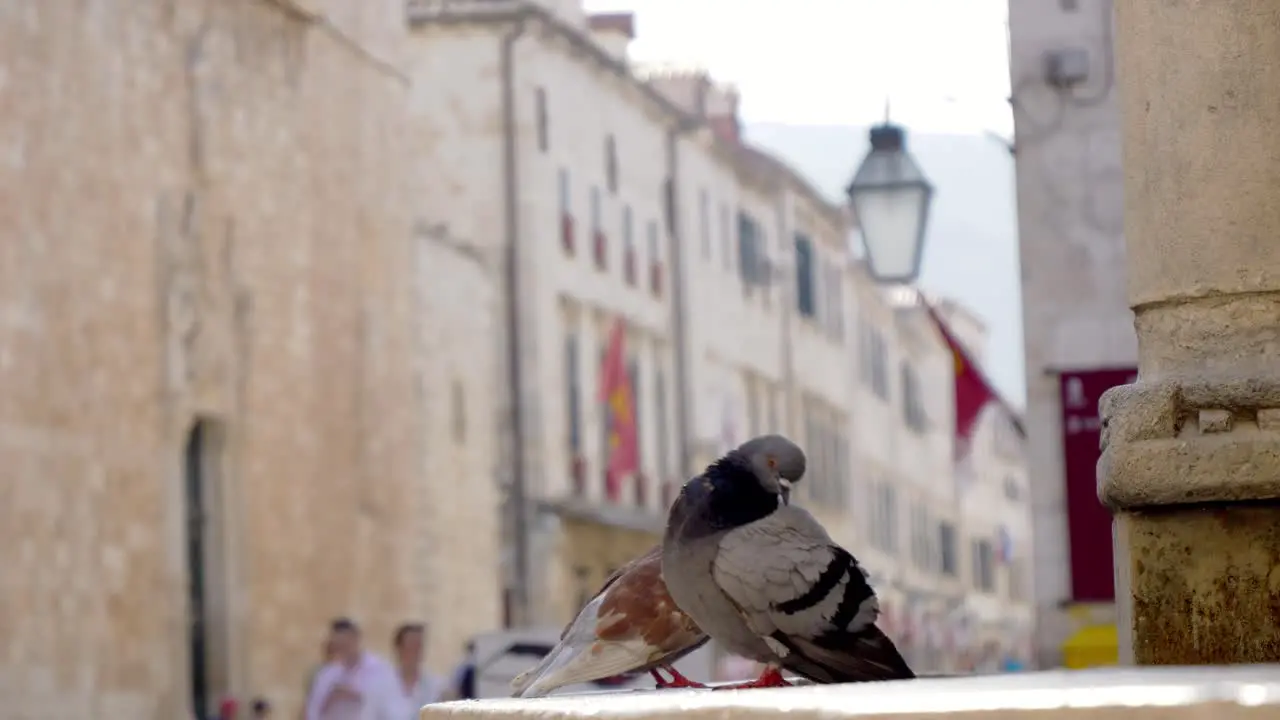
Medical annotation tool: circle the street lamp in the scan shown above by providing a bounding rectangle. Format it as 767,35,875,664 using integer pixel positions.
846,122,935,284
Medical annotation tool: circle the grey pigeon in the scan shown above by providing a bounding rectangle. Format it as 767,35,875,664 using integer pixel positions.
662,434,915,689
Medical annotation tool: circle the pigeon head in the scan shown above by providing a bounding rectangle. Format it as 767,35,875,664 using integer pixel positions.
736,434,806,503
695,435,807,531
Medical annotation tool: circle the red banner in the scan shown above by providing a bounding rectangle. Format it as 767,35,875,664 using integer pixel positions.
599,319,637,501
921,300,1000,461
1059,367,1136,603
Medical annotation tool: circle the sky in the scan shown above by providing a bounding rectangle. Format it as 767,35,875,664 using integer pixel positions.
582,0,1027,404
582,0,1014,136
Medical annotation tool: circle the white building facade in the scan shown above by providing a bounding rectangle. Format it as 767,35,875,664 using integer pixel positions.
406,0,1034,671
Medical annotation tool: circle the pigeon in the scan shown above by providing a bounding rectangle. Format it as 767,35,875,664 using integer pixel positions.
510,544,709,697
662,434,915,690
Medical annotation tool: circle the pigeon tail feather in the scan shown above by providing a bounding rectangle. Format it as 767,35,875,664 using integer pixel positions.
519,637,655,698
510,654,555,696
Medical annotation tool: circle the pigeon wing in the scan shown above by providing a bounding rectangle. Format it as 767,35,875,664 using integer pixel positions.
713,505,913,682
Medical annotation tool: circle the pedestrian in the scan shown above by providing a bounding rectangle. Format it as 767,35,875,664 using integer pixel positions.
443,641,477,701
302,636,338,718
391,623,449,716
304,617,401,720
250,698,272,719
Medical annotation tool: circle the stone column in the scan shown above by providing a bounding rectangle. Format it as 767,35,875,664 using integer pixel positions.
1100,0,1280,664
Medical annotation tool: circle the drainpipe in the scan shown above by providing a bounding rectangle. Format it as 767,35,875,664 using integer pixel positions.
500,16,530,628
665,121,697,478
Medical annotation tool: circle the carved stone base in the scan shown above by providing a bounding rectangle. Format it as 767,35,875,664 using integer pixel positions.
1118,507,1280,664
1101,378,1280,664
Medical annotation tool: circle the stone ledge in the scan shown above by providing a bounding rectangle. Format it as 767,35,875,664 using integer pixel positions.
423,666,1280,720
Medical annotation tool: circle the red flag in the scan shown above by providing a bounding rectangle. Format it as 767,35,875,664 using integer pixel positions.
922,299,998,460
599,319,638,501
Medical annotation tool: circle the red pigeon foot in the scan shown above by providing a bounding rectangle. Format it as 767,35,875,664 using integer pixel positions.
713,666,792,690
650,665,707,689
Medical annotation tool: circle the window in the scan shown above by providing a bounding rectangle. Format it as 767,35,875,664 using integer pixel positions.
801,404,820,503
737,212,763,288
605,134,618,194
573,566,591,609
798,400,843,506
558,168,571,212
1009,558,1028,601
655,367,670,480
901,361,927,432
720,203,732,271
565,333,581,452
765,386,778,433
663,178,675,234
591,186,606,269
794,234,816,317
647,219,663,295
627,357,642,483
972,538,996,592
860,322,890,400
535,87,549,152
871,481,898,553
699,189,711,261
1004,476,1022,502
183,419,232,719
910,502,932,571
939,522,958,576
622,205,636,285
184,422,213,717
816,415,846,507
824,261,844,339
746,378,760,437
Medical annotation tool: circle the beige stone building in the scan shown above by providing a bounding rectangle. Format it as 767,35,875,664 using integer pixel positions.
0,1,501,718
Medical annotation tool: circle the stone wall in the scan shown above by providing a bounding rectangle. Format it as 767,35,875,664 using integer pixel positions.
0,1,430,717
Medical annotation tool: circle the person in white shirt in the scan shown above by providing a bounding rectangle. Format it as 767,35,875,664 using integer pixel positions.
391,623,449,717
304,618,401,720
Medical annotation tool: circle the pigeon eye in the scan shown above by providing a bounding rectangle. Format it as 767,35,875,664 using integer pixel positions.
767,457,777,469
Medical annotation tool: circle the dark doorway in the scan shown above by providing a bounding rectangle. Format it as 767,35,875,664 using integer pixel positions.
184,421,210,718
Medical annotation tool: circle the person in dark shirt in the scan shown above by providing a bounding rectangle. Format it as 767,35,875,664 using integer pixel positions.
250,698,272,719
445,641,477,700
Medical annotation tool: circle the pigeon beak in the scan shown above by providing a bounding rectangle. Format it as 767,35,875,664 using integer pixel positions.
778,478,792,506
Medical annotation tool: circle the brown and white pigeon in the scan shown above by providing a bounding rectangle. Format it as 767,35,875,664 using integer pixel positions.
510,545,709,697
662,434,915,690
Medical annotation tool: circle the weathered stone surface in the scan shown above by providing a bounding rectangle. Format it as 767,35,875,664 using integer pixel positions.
419,666,1280,720
1120,508,1280,665
1104,0,1280,665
